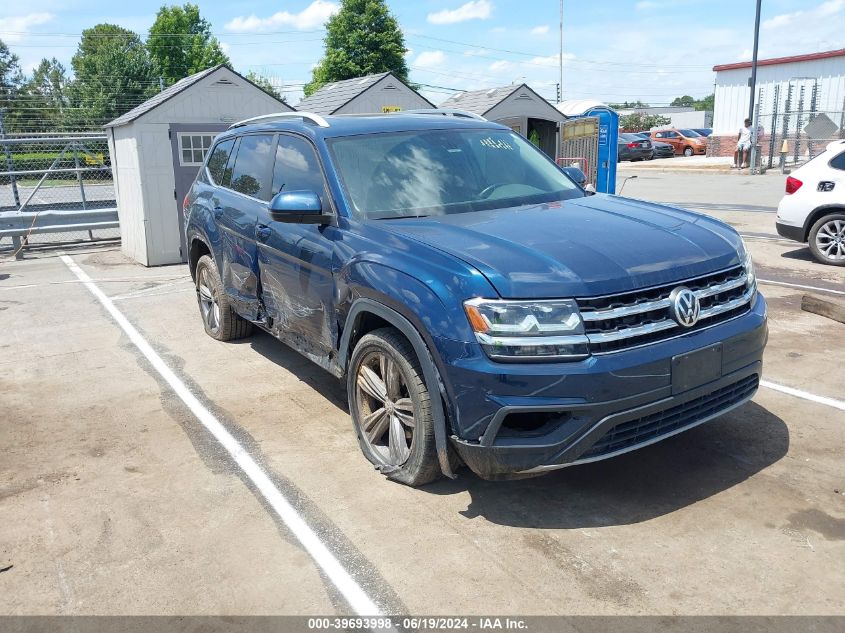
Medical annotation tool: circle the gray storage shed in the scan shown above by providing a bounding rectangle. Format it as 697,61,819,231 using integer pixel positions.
105,64,292,266
296,72,434,115
441,84,566,158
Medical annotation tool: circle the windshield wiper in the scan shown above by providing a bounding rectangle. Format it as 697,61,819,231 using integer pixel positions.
373,214,429,220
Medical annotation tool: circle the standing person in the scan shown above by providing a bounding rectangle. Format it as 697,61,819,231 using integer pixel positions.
734,118,752,169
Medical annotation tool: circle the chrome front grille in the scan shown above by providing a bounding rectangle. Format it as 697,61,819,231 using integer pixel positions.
577,265,754,353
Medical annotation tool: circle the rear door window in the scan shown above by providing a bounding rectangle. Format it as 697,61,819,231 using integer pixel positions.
206,139,235,186
830,150,845,171
228,134,276,200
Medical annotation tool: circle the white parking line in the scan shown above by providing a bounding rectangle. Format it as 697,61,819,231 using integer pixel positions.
59,254,385,617
757,278,845,296
760,379,845,412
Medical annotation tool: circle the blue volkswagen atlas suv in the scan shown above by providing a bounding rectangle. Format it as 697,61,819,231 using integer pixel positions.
184,111,767,486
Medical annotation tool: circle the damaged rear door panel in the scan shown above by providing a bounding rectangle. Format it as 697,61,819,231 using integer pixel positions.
217,133,276,320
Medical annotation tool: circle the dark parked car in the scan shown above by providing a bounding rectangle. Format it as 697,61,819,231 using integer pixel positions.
185,111,767,486
632,132,673,158
618,132,654,161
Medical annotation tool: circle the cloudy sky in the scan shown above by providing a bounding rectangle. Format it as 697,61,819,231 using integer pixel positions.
2,0,844,106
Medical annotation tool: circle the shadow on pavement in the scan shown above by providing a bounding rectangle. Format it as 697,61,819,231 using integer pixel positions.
780,247,815,262
245,329,348,412
428,401,788,529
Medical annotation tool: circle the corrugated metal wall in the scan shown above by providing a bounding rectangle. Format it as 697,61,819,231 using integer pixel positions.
713,56,845,134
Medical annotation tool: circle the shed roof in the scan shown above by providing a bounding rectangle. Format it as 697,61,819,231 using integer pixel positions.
104,64,290,128
294,72,391,114
441,84,564,121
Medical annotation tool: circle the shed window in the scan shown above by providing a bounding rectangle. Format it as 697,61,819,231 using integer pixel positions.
179,133,214,166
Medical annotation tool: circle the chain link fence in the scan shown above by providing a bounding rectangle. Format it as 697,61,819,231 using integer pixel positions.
0,133,119,258
751,78,844,172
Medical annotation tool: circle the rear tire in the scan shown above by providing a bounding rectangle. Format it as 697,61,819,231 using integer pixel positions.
194,255,254,341
808,213,845,266
348,327,441,486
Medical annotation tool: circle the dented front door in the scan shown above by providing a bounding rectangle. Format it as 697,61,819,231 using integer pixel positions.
257,133,336,357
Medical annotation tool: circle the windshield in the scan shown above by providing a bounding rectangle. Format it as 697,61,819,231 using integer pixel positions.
327,129,583,220
679,129,701,137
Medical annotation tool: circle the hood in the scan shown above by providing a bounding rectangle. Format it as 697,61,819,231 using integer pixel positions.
374,195,744,298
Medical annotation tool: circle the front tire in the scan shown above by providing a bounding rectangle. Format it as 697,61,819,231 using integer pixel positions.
348,328,440,486
683,146,694,157
808,213,845,266
194,255,254,340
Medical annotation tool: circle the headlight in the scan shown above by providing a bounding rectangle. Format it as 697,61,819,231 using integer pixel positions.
463,298,589,361
739,237,757,298
743,251,756,295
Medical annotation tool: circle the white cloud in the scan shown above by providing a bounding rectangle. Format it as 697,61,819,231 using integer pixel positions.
488,60,512,72
762,12,801,29
763,0,843,29
0,13,54,43
818,0,845,16
528,53,575,67
530,25,549,35
225,0,339,32
404,48,414,58
427,0,492,25
415,50,447,68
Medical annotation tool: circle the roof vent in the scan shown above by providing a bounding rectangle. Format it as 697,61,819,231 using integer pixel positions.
516,92,532,100
213,78,236,86
384,84,398,90
486,88,497,96
358,77,370,84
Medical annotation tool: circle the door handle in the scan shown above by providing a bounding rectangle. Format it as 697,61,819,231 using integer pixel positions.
256,224,272,241
213,205,223,218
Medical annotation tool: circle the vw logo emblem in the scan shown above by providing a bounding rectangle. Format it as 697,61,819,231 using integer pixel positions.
669,286,700,327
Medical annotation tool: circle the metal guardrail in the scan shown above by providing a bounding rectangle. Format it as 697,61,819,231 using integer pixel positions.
0,208,119,237
0,133,119,258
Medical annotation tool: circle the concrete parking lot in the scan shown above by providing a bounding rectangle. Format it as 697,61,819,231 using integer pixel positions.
1,170,844,617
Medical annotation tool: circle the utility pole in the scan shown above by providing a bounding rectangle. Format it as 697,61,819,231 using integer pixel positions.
749,0,762,172
558,0,564,102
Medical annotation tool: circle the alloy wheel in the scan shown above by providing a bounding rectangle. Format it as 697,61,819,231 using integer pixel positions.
197,268,221,333
815,219,845,262
354,350,416,466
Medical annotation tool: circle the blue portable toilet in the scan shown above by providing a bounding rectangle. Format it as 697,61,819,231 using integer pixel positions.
557,100,619,194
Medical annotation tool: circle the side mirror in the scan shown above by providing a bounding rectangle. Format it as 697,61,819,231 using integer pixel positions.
584,183,596,195
268,190,331,224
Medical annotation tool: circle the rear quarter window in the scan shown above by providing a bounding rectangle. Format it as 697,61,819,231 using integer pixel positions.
830,149,845,171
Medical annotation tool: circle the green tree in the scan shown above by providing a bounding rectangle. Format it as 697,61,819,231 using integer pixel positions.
0,39,25,130
19,58,69,131
69,24,157,127
304,0,409,97
246,71,286,103
694,93,714,112
147,4,229,86
619,112,670,131
670,95,695,107
608,100,650,109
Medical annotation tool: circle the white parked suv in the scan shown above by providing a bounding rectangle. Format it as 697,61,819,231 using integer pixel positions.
776,139,845,266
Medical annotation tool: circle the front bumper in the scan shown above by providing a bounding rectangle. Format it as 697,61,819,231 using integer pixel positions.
442,294,767,479
776,220,804,242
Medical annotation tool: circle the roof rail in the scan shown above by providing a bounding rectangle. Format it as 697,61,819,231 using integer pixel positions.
228,111,330,130
403,108,488,122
